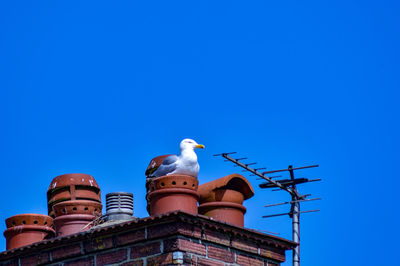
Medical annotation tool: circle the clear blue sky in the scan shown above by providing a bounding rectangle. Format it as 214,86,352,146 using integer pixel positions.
0,1,398,265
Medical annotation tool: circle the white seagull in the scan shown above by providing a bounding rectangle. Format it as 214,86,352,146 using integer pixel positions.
146,139,205,178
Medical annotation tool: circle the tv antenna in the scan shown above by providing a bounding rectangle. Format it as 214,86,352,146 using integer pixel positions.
213,152,321,266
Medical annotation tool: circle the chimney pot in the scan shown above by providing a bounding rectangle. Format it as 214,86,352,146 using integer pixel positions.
146,175,199,216
198,174,254,227
3,214,55,250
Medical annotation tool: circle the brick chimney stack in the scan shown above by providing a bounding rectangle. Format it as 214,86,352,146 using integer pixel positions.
1,171,294,265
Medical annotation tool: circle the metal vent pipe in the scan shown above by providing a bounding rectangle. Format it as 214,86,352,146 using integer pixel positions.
105,192,134,221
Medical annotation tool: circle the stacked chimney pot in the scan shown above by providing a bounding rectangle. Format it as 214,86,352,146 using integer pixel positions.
47,173,101,218
48,173,102,236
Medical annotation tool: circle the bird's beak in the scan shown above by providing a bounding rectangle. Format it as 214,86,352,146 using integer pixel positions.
195,144,205,149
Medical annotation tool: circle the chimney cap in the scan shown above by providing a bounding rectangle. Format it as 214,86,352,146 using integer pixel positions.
198,173,255,201
48,173,100,191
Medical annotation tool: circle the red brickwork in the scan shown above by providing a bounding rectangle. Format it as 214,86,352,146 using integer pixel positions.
51,244,82,260
177,222,202,238
232,236,259,253
146,253,172,265
83,236,114,252
260,246,286,261
147,222,179,239
0,212,293,266
197,257,225,266
120,260,143,266
130,241,161,259
64,256,94,266
203,228,230,246
96,249,127,265
116,228,146,245
2,258,20,266
20,252,50,266
237,254,264,266
207,245,235,263
164,238,206,256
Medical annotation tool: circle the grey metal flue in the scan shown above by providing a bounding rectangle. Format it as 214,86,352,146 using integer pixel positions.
105,192,134,221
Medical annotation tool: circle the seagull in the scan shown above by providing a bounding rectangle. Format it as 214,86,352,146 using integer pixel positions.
146,139,205,179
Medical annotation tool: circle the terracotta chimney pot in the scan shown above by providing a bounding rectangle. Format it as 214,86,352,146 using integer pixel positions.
52,200,102,237
146,174,199,216
52,200,102,217
53,214,96,237
198,174,254,227
3,214,55,250
47,173,101,218
48,173,103,236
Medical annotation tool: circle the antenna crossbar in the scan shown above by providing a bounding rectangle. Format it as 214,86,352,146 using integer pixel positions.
262,209,320,218
262,164,319,175
259,178,309,188
221,153,300,197
264,197,321,208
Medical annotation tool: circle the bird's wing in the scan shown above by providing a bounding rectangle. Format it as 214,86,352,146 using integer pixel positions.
145,154,174,177
150,155,179,177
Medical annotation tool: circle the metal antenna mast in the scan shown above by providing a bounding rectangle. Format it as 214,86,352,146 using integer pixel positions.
214,152,321,266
